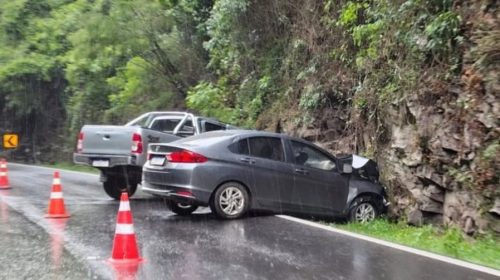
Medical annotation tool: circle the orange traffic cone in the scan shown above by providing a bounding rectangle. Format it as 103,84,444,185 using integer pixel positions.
108,192,143,264
0,159,10,190
45,171,70,218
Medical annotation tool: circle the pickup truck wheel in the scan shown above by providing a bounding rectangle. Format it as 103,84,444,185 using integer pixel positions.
166,200,198,215
103,177,138,200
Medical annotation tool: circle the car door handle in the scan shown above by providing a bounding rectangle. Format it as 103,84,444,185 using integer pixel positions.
294,168,309,175
240,157,256,164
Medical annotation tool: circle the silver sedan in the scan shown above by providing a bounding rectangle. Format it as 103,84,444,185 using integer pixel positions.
142,130,388,221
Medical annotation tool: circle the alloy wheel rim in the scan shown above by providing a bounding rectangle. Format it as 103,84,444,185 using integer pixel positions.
219,186,244,216
355,203,375,222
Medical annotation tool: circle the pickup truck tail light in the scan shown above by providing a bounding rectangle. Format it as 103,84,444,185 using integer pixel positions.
131,133,143,154
77,132,84,153
166,150,207,163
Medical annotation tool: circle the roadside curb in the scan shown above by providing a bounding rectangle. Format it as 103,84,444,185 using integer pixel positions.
277,215,500,277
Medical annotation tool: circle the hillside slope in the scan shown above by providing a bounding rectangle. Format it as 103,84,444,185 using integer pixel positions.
194,0,499,234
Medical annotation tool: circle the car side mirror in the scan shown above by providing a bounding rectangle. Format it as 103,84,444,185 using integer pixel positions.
341,163,352,174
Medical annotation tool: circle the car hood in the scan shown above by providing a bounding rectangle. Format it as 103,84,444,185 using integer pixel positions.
342,154,380,182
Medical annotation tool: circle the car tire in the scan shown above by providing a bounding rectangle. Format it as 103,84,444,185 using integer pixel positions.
166,200,198,215
211,182,249,219
103,176,138,200
348,196,380,223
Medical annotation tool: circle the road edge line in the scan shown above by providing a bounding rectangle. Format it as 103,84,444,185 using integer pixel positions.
276,215,500,277
8,162,99,177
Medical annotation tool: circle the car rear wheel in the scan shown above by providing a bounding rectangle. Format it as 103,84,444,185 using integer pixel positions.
348,196,380,223
211,182,249,219
166,200,198,215
103,176,137,200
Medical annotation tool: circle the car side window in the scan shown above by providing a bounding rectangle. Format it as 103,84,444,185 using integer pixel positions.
248,137,284,162
228,139,250,155
291,140,336,171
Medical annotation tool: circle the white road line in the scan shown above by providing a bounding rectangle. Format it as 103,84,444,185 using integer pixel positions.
277,215,500,277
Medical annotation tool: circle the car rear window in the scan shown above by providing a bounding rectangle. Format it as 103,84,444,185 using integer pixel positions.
174,130,237,147
204,122,226,132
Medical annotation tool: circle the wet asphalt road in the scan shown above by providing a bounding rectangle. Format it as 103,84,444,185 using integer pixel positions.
0,163,498,280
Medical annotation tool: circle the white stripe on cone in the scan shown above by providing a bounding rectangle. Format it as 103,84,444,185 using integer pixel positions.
0,164,6,168
119,201,130,211
115,224,135,235
50,192,63,199
53,178,61,185
0,172,6,176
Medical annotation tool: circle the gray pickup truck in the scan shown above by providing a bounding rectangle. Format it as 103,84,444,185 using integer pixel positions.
73,111,234,199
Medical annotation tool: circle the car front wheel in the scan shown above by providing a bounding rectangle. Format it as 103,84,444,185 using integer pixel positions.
211,182,249,219
348,196,380,223
166,200,198,215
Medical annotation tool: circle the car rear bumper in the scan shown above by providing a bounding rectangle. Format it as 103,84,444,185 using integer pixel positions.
73,153,138,168
142,167,213,205
142,182,202,205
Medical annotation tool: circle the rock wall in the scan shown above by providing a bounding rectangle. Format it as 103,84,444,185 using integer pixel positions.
378,81,499,234
375,3,499,234
276,1,499,235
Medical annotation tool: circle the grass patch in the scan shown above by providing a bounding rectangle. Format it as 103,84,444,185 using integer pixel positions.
39,162,99,174
331,219,500,270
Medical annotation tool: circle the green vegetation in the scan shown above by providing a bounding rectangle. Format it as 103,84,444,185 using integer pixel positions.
40,162,99,174
0,0,487,160
332,219,500,269
0,0,211,161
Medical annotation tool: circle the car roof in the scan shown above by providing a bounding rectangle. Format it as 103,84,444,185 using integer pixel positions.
169,129,283,144
196,130,328,147
203,129,287,138
168,129,336,159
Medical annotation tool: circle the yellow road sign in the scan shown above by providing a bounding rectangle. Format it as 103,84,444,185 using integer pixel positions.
3,134,19,149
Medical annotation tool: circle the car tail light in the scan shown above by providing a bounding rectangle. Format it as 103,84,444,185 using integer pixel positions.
76,132,84,153
147,152,152,160
166,150,207,163
131,133,143,154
